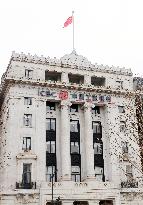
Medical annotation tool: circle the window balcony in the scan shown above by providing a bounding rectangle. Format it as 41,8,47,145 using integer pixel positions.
16,182,36,189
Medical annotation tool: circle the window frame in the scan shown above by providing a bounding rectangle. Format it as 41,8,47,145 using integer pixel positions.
92,121,101,134
70,104,78,113
118,106,125,113
24,97,32,106
93,142,103,155
46,101,56,111
46,165,56,182
120,121,126,132
22,163,32,184
70,120,79,133
45,71,61,82
25,69,33,79
116,80,123,89
92,106,100,115
46,118,56,131
71,166,81,182
70,141,80,154
23,114,32,127
46,141,56,153
121,141,128,154
22,137,31,151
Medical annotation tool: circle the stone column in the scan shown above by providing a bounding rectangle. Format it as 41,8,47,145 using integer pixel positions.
84,74,91,85
84,102,95,180
60,100,71,180
105,104,120,186
89,201,99,205
61,72,69,83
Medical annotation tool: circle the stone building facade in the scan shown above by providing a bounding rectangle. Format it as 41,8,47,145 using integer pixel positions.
0,51,143,205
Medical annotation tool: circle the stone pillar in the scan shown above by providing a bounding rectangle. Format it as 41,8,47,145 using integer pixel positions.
60,100,71,180
89,201,99,205
84,74,91,85
106,104,120,186
61,72,69,83
84,102,95,180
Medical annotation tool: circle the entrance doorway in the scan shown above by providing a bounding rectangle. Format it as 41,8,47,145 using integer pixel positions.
99,200,113,205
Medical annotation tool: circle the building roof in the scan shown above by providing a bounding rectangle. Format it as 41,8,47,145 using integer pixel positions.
9,51,132,76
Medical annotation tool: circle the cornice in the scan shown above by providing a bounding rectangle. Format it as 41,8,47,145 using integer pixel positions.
9,51,133,76
0,77,135,98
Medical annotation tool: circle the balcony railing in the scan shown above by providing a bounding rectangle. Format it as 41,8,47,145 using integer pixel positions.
121,181,138,188
16,182,36,189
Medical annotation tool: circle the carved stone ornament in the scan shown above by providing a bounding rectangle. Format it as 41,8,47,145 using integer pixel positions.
16,193,37,204
84,102,95,110
11,51,132,75
60,100,72,107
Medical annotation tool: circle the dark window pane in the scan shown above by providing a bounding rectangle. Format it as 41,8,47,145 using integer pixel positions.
46,102,55,111
70,104,78,112
92,106,100,114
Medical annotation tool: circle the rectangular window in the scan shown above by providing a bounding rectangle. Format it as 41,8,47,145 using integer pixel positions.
70,120,79,133
94,142,102,154
68,74,84,84
71,142,79,154
46,141,55,153
23,163,31,184
46,118,56,131
23,114,32,127
120,121,126,132
22,137,31,150
95,166,103,181
70,104,78,112
24,97,32,105
121,141,128,154
91,77,105,86
71,166,80,182
92,106,100,114
116,81,123,89
25,69,33,79
45,71,61,82
92,122,101,134
126,165,133,178
46,166,56,182
118,106,125,113
46,101,55,111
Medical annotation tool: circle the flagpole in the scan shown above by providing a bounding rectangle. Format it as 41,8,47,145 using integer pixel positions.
72,11,74,51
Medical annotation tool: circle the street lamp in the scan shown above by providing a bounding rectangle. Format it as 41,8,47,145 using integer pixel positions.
51,165,61,205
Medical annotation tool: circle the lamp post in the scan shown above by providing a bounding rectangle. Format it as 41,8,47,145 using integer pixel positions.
51,165,60,205
51,165,54,202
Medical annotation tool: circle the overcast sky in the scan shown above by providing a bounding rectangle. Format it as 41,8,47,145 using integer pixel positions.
0,0,143,79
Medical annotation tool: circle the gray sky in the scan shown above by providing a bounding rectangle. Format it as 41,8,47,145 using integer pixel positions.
0,0,143,79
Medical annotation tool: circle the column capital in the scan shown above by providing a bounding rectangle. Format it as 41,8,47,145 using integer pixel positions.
83,102,95,110
60,100,72,107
